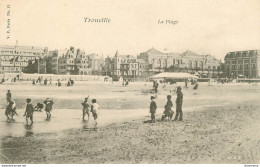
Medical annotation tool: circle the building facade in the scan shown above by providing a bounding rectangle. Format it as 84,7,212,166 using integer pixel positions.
58,47,77,75
112,51,136,77
87,53,103,75
138,48,222,78
224,50,260,78
49,49,67,74
0,44,48,74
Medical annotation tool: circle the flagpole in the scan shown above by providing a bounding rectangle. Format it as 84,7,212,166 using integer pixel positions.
13,56,15,73
38,57,40,74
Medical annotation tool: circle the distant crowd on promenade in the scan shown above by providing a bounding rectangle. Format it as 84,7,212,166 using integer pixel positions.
0,73,110,86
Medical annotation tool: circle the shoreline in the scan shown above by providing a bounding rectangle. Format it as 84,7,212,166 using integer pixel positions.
1,101,260,164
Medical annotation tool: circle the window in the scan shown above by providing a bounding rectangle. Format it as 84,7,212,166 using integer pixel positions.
232,65,235,70
189,61,192,68
200,61,203,68
173,59,175,65
163,60,167,68
208,66,211,69
245,64,249,69
195,62,198,68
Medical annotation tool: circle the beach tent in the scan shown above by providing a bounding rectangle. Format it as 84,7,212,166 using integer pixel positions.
149,72,198,80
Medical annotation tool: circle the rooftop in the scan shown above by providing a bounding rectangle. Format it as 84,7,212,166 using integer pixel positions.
145,48,164,55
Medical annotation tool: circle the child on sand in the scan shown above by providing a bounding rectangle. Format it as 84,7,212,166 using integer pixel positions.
161,95,174,121
150,96,157,123
23,98,34,125
81,96,90,121
91,99,99,128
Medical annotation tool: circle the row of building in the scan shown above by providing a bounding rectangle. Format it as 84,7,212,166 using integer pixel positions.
105,48,224,80
0,43,259,79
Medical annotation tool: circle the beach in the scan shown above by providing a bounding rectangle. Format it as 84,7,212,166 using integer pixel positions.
0,82,260,163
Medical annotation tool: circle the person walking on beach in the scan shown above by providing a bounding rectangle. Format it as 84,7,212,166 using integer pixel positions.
44,78,48,86
154,81,159,93
57,79,61,87
44,98,54,119
6,90,11,101
91,99,99,128
174,86,183,121
23,98,34,125
5,98,18,121
185,79,188,88
81,96,90,121
150,96,157,123
49,78,52,85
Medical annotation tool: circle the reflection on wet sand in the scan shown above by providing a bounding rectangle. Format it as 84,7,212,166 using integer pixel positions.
24,124,34,137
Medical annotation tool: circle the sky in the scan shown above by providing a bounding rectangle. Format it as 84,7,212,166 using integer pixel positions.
0,0,260,60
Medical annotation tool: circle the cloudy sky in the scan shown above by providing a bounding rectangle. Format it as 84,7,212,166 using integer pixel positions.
0,0,260,60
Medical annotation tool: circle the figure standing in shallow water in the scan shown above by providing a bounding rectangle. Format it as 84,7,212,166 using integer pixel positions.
81,96,90,121
91,99,99,128
23,98,34,125
44,98,54,119
5,97,18,121
6,90,11,101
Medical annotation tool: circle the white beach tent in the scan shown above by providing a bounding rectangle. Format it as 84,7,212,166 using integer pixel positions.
149,72,198,80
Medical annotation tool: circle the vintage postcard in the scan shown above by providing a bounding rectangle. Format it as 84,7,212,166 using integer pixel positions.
0,0,260,166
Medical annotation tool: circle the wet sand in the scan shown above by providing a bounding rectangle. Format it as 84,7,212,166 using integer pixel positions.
1,101,260,163
0,82,260,163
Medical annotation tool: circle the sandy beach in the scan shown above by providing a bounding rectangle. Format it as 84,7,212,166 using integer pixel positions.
0,82,260,163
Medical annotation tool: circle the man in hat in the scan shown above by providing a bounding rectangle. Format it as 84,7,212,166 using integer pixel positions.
149,96,157,123
23,98,34,125
81,96,90,121
44,98,54,119
174,86,183,121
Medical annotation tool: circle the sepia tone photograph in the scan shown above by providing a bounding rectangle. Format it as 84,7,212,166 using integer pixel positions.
0,0,260,165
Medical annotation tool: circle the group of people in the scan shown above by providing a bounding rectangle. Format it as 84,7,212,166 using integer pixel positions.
122,79,129,87
4,90,100,128
81,97,100,128
32,78,75,87
5,90,18,121
4,90,54,125
149,86,183,123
